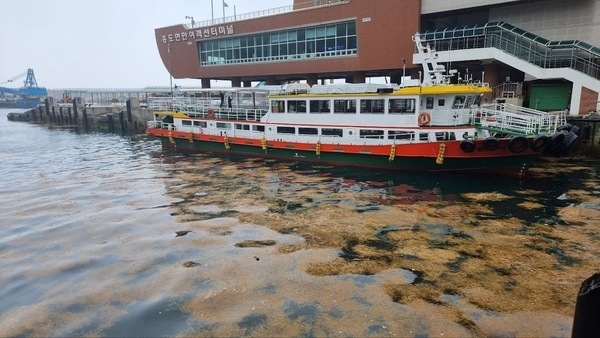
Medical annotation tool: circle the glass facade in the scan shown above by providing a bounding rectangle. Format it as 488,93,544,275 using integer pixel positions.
199,20,357,66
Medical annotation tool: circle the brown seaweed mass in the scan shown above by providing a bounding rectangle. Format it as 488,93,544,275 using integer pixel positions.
158,156,600,336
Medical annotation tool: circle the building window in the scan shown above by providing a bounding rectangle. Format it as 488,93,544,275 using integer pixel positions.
199,20,357,66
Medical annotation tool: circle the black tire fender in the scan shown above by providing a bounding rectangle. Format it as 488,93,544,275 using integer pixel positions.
530,135,549,152
460,139,476,153
483,137,500,151
508,136,529,153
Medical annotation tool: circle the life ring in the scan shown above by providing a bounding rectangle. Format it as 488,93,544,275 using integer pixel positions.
460,139,476,153
418,112,431,126
508,136,529,153
207,108,215,118
483,137,500,151
530,135,549,152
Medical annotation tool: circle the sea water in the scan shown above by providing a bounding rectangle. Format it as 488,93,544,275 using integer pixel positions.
0,108,596,337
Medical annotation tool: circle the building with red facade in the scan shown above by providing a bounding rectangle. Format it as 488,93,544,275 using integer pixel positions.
154,0,600,114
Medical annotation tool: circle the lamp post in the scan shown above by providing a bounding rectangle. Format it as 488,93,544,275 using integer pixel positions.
185,15,194,27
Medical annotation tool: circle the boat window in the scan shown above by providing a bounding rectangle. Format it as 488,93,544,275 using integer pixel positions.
426,97,434,109
235,123,250,130
216,122,232,129
473,95,481,106
419,132,429,141
389,98,416,114
359,129,384,139
360,99,385,114
287,100,307,113
252,125,265,132
452,96,466,109
193,121,207,127
309,100,330,113
321,128,343,137
465,95,475,108
333,99,356,113
182,120,192,126
271,100,285,113
299,127,318,135
438,99,445,107
277,126,296,134
388,130,414,140
435,131,456,141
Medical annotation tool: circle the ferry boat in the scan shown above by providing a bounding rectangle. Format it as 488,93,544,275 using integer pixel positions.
146,35,574,176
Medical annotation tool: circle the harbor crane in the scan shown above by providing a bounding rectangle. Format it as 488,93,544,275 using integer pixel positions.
1,69,39,88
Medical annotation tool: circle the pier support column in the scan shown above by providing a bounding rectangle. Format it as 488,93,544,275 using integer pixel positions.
201,78,211,88
307,74,318,86
265,76,279,85
483,62,501,104
570,84,582,115
72,100,78,125
352,72,365,84
483,62,500,87
231,77,241,88
580,87,599,114
83,108,89,132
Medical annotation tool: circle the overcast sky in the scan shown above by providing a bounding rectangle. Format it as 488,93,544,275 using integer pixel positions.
0,0,291,89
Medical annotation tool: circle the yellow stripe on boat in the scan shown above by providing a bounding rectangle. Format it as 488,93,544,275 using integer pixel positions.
395,85,492,95
153,111,190,118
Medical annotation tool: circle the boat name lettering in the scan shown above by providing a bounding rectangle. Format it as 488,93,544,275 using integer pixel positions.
162,25,234,44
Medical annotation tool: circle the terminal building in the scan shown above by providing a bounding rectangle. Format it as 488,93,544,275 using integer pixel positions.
154,0,600,114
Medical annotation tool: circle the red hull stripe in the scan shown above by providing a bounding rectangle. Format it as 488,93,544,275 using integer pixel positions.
148,128,542,158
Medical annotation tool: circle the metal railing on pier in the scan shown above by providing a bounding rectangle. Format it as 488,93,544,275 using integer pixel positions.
417,22,600,81
184,0,348,28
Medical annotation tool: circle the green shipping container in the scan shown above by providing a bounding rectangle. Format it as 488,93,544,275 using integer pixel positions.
528,83,571,111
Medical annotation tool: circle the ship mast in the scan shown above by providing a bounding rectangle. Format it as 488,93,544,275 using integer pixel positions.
413,34,454,85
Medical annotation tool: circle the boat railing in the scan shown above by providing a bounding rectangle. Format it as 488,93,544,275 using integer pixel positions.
207,108,269,122
147,120,174,130
148,96,269,122
474,103,566,135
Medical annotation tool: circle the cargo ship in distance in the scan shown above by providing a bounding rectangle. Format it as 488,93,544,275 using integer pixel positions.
0,69,47,109
146,35,577,177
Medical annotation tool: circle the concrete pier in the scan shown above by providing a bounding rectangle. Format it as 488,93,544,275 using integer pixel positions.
6,97,153,135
